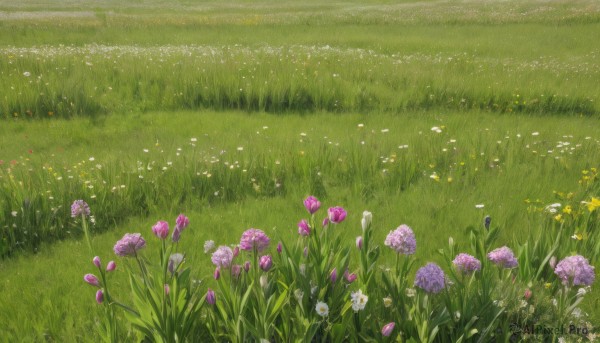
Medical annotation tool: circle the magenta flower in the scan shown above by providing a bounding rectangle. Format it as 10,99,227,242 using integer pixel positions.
240,228,270,252
304,196,321,214
298,219,311,236
384,225,416,255
96,289,104,304
152,220,170,240
452,253,481,275
84,274,100,287
322,217,329,227
414,263,446,294
330,268,338,283
259,255,273,272
344,269,357,283
554,255,595,287
381,322,395,337
93,256,101,268
206,288,216,305
487,246,518,269
211,246,233,268
113,233,146,257
277,242,282,255
244,261,251,272
214,267,220,280
524,289,532,300
233,246,240,258
176,214,189,230
356,236,363,250
71,200,90,218
106,261,116,272
327,207,347,224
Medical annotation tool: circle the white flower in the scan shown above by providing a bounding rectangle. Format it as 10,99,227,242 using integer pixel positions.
190,138,197,142
11,211,18,217
431,126,442,133
315,301,329,317
203,240,215,253
350,289,368,312
361,211,372,231
405,288,416,297
294,289,304,302
532,132,540,136
299,264,306,276
577,287,588,297
23,71,31,77
475,204,485,209
383,297,392,307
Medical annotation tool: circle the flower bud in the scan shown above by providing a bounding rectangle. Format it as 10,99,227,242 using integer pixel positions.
260,275,268,289
524,289,532,300
298,219,311,236
175,214,189,230
344,270,357,283
164,284,170,295
549,256,557,269
214,267,220,280
361,211,372,231
96,289,104,304
231,265,242,278
93,256,101,268
244,260,251,272
233,246,240,258
356,236,363,250
484,215,491,230
330,268,337,284
381,322,395,337
304,196,321,214
152,220,170,240
206,288,216,305
106,261,116,272
84,274,100,287
259,255,273,272
277,242,282,255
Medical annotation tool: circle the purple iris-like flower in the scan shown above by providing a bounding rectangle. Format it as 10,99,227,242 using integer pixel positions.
240,228,270,252
554,255,595,287
113,233,146,257
304,196,321,214
384,225,416,255
414,263,446,294
327,207,347,224
71,200,90,217
452,253,481,275
487,246,518,269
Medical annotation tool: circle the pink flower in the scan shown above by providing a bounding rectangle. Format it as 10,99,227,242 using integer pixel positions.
330,268,337,283
259,255,273,272
487,246,518,269
298,219,311,236
232,264,242,278
152,221,170,239
176,214,189,230
93,256,101,268
304,196,321,214
452,253,481,275
356,236,363,250
211,246,233,268
71,200,90,218
106,261,116,272
113,233,146,257
206,288,216,305
344,269,357,283
164,284,170,295
214,267,221,280
96,289,104,304
244,261,251,272
384,225,416,255
327,207,347,224
554,255,595,287
240,228,270,252
381,322,395,337
277,242,282,254
322,217,329,227
524,289,532,300
84,274,100,287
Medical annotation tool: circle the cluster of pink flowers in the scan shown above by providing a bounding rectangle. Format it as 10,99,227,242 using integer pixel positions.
239,228,270,252
71,200,90,218
452,253,481,275
487,246,518,269
384,225,416,255
211,246,234,268
554,255,595,287
113,233,146,257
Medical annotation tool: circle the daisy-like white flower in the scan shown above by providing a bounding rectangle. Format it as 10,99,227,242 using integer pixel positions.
315,301,329,317
350,289,368,312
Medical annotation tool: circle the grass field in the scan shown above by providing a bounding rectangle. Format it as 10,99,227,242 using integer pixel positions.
1,0,600,341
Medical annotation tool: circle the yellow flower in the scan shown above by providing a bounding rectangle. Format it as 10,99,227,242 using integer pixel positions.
554,214,563,222
544,283,551,289
562,206,572,215
447,177,453,183
571,233,583,241
586,197,600,212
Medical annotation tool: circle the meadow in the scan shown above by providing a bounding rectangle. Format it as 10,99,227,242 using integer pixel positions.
1,0,600,342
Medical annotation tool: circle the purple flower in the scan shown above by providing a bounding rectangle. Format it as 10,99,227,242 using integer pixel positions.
381,322,395,337
244,261,251,272
233,246,240,258
240,228,270,252
356,236,363,250
322,217,329,227
298,219,311,236
487,246,518,269
330,268,337,283
172,228,182,242
344,269,357,283
206,288,216,305
554,255,595,287
113,233,146,257
168,253,184,274
211,246,233,268
214,267,220,280
84,274,100,287
106,261,116,272
176,214,189,230
96,289,104,304
304,196,321,214
384,225,416,255
452,253,481,275
259,255,273,272
71,200,90,217
414,263,446,294
277,242,282,255
327,207,347,224
93,256,101,268
152,221,170,240
231,264,242,278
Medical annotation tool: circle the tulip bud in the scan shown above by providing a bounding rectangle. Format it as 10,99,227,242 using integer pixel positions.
214,267,220,280
84,274,100,287
259,255,273,272
330,268,337,284
381,322,395,337
175,214,189,230
152,220,170,240
304,196,321,214
277,242,282,255
106,261,116,272
298,219,311,236
93,256,101,268
361,211,372,231
244,260,251,272
524,289,532,300
96,289,104,304
356,236,363,250
233,246,240,258
206,288,216,305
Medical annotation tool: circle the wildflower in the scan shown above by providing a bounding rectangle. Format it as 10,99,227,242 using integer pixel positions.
383,297,393,307
350,289,368,311
96,289,104,304
452,253,481,275
113,233,146,257
484,215,491,229
298,219,311,236
244,261,251,272
84,274,100,287
164,284,170,295
175,214,189,230
356,236,363,249
203,240,216,253
233,246,240,257
214,267,220,280
475,204,484,209
322,217,329,227
361,211,372,231
277,242,282,254
304,196,321,214
11,211,17,217
152,221,170,240
487,246,518,269
524,289,532,300
344,270,357,283
554,255,595,287
315,301,329,317
384,225,416,255
577,287,588,297
259,255,273,272
211,246,233,268
381,322,395,337
327,207,347,224
231,265,242,278
92,256,101,268
414,263,445,294
294,289,304,302
168,253,184,274
106,261,116,272
206,288,216,305
330,268,337,283
240,228,270,252
586,197,600,212
71,200,90,217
